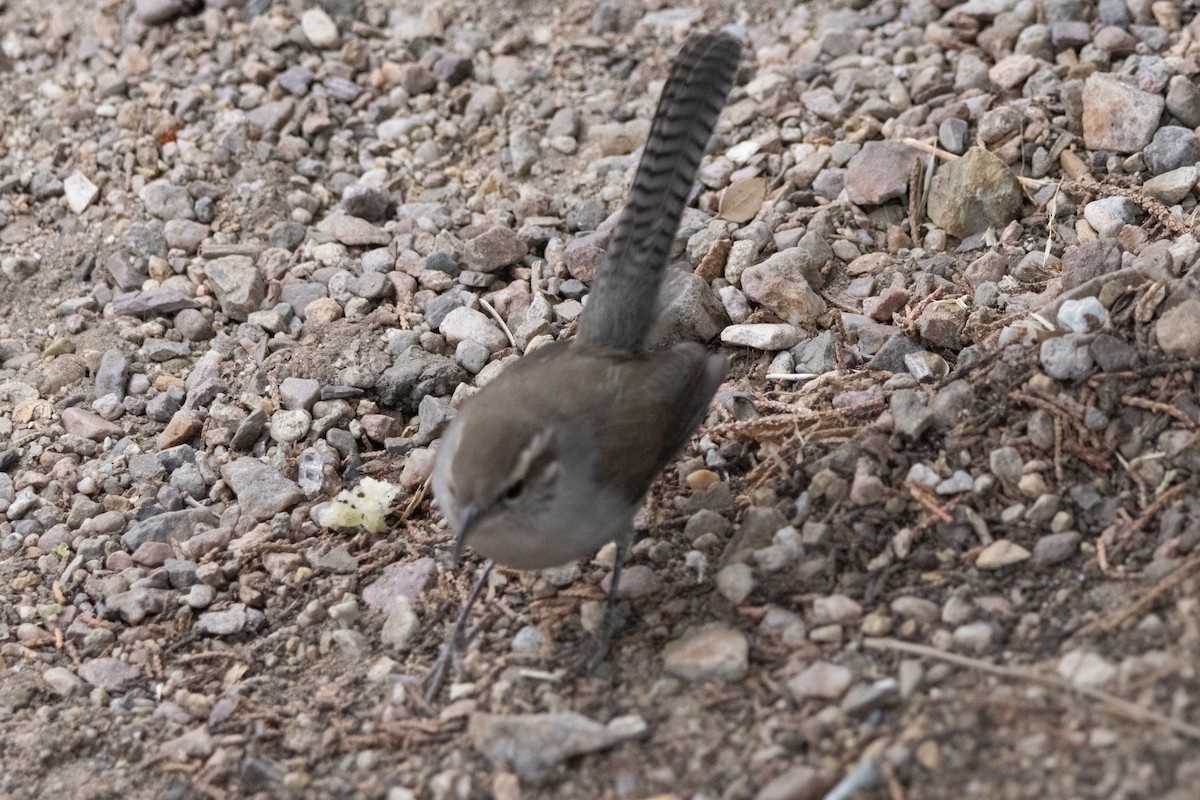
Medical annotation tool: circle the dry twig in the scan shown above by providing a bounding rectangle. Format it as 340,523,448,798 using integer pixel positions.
864,637,1200,741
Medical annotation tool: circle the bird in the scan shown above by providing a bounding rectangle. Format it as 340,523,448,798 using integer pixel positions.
425,31,743,698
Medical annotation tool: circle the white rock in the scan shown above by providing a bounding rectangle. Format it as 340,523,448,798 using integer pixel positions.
1056,297,1108,333
975,539,1031,569
720,323,804,351
715,563,755,604
42,666,83,697
1058,649,1117,687
381,596,419,651
787,661,852,700
64,172,99,214
663,624,748,681
301,8,339,49
726,140,761,165
439,306,509,354
1083,197,1140,238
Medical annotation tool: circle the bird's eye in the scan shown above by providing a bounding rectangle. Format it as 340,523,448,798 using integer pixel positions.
503,480,525,501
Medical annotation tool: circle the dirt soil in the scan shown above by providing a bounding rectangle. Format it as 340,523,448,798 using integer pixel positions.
1,1,1200,799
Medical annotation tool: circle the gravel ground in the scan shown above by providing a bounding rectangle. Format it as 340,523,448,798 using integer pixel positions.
2,0,1200,798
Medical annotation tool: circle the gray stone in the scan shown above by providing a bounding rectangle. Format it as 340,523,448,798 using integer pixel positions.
927,147,1023,237
121,507,219,550
104,252,147,292
1034,531,1081,566
280,377,321,411
196,603,264,635
1040,334,1094,380
463,226,528,272
110,287,200,316
135,0,192,24
341,184,390,221
755,766,829,800
1156,298,1200,358
376,346,467,412
844,141,924,205
468,711,646,785
78,658,140,691
143,338,191,362
1142,167,1200,205
124,223,168,260
269,221,307,250
425,291,465,329
1143,126,1200,175
721,323,804,351
741,256,827,326
646,268,729,348
330,214,390,246
1166,75,1200,128
141,180,194,220
226,409,264,452
891,389,932,439
95,348,129,398
205,255,263,321
164,219,209,253
1081,75,1165,152
220,458,303,520
440,306,508,353
247,99,296,133
455,339,490,374
146,391,182,423
106,587,171,624
61,407,123,441
792,330,839,374
663,624,749,681
279,282,328,319
361,557,437,609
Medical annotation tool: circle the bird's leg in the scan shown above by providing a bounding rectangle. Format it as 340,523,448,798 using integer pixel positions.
578,532,631,673
423,558,494,703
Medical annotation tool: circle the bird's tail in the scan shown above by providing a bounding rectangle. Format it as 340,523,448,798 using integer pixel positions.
576,31,742,352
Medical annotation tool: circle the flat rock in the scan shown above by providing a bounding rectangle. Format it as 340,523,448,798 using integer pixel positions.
110,287,201,316
141,180,194,220
61,407,123,441
1081,74,1165,152
1156,298,1200,358
106,587,171,624
1141,166,1200,205
205,255,263,322
196,603,264,635
927,147,1023,237
439,306,508,353
362,557,437,609
78,658,140,691
845,141,924,205
976,539,1031,569
221,457,303,520
464,226,528,271
330,214,391,246
721,323,804,351
469,712,646,784
663,624,749,681
741,259,827,326
122,507,219,550
787,661,853,701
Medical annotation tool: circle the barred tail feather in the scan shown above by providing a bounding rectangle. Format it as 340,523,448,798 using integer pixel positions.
577,31,742,352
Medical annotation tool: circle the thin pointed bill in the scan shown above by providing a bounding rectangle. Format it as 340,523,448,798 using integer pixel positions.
451,503,479,565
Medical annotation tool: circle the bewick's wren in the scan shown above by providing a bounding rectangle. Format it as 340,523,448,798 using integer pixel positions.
426,32,742,695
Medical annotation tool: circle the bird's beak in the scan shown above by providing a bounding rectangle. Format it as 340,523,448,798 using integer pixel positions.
451,504,479,566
